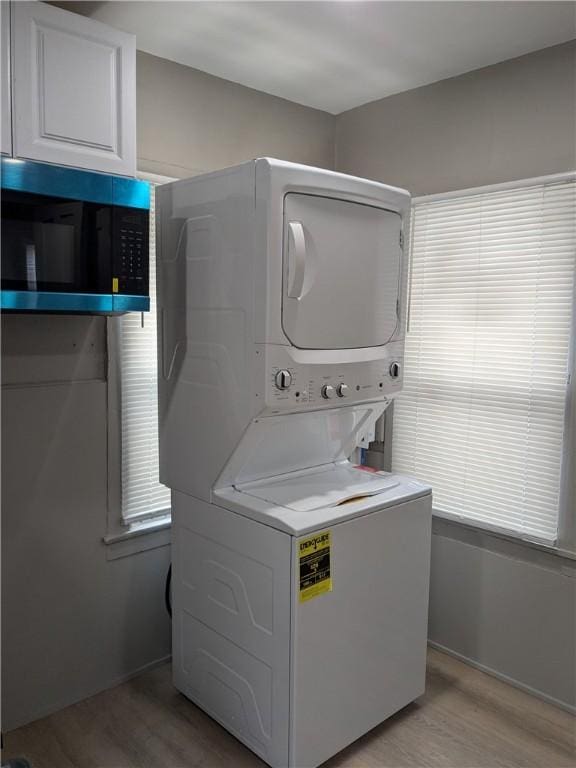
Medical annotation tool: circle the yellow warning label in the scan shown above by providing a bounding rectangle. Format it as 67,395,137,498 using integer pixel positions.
112,277,119,293
298,530,332,603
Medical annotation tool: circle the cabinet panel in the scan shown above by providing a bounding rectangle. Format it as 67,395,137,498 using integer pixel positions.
1,0,11,155
12,2,136,175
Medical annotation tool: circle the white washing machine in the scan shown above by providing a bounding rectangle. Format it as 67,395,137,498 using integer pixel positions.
157,158,432,768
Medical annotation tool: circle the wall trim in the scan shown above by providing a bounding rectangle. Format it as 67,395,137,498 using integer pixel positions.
413,170,576,203
104,519,171,560
428,641,576,715
432,517,576,571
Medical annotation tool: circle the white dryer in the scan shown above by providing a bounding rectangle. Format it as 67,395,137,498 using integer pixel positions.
157,159,432,768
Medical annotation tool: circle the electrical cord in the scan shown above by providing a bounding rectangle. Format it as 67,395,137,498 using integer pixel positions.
165,564,172,617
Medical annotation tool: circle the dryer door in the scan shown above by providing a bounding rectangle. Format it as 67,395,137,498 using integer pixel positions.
282,193,402,349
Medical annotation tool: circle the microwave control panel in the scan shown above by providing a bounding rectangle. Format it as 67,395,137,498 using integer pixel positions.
113,207,149,296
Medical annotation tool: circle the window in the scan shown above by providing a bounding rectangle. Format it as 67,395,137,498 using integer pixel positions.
392,176,575,545
117,175,172,525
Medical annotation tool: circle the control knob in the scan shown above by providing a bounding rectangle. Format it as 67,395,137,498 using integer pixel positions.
389,362,401,379
275,370,292,390
336,383,349,398
321,384,335,399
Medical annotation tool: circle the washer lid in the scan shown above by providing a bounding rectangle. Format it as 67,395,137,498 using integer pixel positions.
235,463,399,513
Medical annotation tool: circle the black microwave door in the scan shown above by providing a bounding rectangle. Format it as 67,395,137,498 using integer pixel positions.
1,191,112,294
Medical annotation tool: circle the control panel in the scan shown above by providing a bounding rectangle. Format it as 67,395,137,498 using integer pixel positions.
113,207,149,296
260,342,404,415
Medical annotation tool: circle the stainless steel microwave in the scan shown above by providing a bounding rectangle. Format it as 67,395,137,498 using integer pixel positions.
1,158,150,314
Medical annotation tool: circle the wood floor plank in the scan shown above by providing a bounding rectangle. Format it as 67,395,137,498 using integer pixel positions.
3,649,574,768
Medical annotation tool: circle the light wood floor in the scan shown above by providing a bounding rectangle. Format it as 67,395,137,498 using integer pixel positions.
3,648,575,768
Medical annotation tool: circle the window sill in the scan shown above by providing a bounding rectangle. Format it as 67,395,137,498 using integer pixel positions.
104,515,171,560
432,512,576,571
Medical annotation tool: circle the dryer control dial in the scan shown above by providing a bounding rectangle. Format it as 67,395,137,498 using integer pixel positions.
321,384,335,399
336,384,349,398
275,370,292,390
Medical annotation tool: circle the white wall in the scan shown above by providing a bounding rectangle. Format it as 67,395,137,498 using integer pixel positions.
0,55,334,731
336,41,576,710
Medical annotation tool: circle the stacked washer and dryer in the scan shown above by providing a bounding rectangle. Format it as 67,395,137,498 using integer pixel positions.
157,159,431,768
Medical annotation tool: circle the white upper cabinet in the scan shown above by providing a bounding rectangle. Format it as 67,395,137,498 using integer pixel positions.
282,194,402,350
12,1,136,176
1,0,11,155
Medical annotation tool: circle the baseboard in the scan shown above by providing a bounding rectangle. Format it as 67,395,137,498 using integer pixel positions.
4,654,172,733
9,644,574,732
428,640,576,715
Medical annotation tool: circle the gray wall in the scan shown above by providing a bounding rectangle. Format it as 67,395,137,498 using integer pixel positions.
137,51,335,179
429,519,575,710
1,316,172,731
336,41,576,710
1,56,334,731
336,41,576,195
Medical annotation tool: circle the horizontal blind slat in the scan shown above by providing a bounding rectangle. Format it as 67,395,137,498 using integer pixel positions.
393,179,575,542
120,182,171,521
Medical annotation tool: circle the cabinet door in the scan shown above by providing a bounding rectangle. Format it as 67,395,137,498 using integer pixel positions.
1,0,11,155
282,193,402,349
12,2,136,176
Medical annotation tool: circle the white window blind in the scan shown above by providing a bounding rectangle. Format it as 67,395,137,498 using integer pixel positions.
392,178,576,544
119,181,171,522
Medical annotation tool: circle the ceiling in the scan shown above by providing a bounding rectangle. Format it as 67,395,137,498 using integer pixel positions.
55,1,575,114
